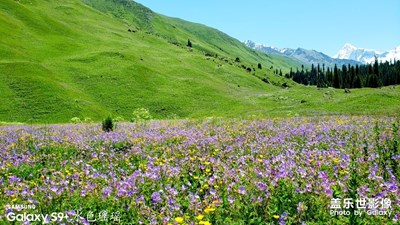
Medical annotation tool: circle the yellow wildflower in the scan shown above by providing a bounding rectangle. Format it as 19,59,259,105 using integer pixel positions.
196,214,204,220
199,221,211,225
273,215,280,219
204,207,216,213
175,217,184,224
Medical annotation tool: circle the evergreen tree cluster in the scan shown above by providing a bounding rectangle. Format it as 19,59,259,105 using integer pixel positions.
288,57,400,89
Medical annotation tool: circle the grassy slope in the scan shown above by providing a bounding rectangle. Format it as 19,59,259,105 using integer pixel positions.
0,0,399,123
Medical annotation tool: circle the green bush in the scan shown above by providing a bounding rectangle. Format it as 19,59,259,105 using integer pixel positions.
70,117,81,124
130,108,152,122
102,115,114,132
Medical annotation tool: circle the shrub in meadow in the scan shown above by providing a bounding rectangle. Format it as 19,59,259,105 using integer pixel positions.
130,108,152,122
102,115,114,132
70,117,81,124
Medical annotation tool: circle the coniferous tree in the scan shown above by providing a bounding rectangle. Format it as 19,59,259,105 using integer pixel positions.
373,56,379,76
333,64,340,88
355,65,360,77
327,67,332,86
290,60,400,88
367,64,373,75
349,65,355,88
369,74,379,88
341,64,348,88
353,75,362,88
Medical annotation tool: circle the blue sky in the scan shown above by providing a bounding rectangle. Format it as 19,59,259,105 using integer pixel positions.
134,0,400,56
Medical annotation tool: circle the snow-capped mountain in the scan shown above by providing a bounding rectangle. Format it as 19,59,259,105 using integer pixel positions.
244,40,360,67
382,46,400,62
333,43,400,64
243,40,283,54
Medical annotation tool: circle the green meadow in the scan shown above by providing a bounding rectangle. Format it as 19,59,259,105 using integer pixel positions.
0,0,399,124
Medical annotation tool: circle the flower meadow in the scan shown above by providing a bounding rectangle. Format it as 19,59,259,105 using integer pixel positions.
0,116,399,224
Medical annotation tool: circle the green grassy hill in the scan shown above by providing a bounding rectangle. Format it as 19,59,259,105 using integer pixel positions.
0,0,399,123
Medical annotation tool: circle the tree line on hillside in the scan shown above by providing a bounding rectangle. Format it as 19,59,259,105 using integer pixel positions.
286,57,400,88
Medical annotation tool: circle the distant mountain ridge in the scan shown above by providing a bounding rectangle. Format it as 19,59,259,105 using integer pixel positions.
244,40,360,67
333,43,400,64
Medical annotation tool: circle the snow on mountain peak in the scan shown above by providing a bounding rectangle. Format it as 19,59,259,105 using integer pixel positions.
243,40,281,53
333,43,358,59
333,43,399,64
343,43,357,50
244,40,361,67
244,40,399,65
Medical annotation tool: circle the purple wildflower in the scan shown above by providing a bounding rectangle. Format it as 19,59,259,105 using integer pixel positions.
151,191,162,204
238,185,247,195
102,186,113,197
8,175,21,184
227,196,235,204
135,194,145,205
209,188,217,196
79,218,90,225
279,212,288,225
393,214,399,221
80,189,86,197
256,181,267,191
43,215,51,224
297,202,305,214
